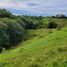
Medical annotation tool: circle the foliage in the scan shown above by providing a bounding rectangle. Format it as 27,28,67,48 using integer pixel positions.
56,14,66,18
47,22,58,29
0,9,67,67
0,18,26,50
0,22,9,49
0,9,67,51
0,9,15,18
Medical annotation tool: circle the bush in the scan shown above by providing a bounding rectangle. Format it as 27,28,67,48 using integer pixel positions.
5,19,26,48
0,46,3,53
0,18,27,50
47,22,57,29
0,22,9,49
17,15,44,29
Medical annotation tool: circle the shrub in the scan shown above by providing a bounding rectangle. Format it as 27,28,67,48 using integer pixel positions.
0,22,9,49
0,18,27,50
47,22,57,29
5,19,26,48
0,46,3,53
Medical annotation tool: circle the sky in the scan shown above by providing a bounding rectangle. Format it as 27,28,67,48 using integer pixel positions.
0,0,67,16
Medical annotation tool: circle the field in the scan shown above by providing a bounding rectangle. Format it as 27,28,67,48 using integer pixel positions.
0,27,67,67
42,17,67,27
0,9,67,67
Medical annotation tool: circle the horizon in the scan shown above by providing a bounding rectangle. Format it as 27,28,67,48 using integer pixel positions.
0,0,67,16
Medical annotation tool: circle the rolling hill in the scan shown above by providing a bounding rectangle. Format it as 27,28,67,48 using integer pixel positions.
0,27,67,67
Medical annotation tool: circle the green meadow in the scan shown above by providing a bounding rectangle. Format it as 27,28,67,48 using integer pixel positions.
0,9,67,67
0,27,67,67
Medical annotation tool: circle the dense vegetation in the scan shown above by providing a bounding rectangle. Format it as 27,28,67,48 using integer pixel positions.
0,27,67,67
0,9,67,52
0,9,67,67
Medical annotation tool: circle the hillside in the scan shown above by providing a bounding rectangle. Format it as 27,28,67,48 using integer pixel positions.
0,27,67,67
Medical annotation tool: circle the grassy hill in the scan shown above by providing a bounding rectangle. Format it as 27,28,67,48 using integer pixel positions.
42,17,67,28
0,27,67,67
0,9,67,67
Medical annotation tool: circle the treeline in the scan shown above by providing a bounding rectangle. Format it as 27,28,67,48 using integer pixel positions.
0,18,27,52
0,9,45,52
0,9,67,52
52,14,67,19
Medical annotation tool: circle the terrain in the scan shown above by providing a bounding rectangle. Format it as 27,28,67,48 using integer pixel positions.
0,9,67,67
0,27,67,67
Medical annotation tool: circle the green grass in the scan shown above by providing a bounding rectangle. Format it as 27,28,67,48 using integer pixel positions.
0,28,67,67
42,18,67,27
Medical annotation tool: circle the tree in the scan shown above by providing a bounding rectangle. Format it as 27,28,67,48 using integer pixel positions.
0,18,27,49
56,14,66,18
0,22,9,49
0,46,2,53
5,19,26,47
0,9,15,18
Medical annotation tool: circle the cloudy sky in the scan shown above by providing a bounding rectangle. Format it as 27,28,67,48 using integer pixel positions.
0,0,67,16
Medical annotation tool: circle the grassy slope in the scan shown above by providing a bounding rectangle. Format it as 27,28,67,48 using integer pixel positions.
42,18,67,27
0,28,67,67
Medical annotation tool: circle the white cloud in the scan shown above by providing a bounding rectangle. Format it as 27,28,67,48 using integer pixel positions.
0,0,67,15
